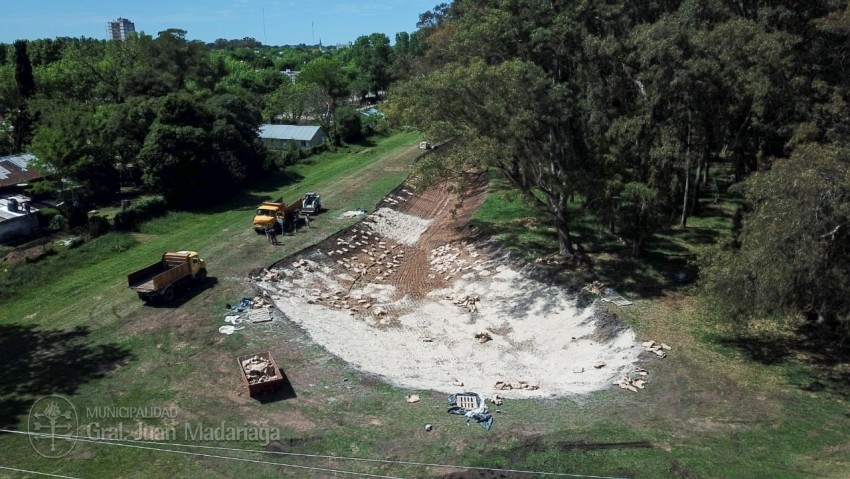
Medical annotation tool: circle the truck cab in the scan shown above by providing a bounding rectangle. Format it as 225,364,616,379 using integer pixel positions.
180,251,206,277
253,202,283,233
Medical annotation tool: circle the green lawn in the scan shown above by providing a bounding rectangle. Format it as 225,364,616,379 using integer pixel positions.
1,145,849,478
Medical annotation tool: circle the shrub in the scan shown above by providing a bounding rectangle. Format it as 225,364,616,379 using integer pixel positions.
38,208,61,229
132,196,168,218
88,216,110,238
113,195,167,231
48,214,69,231
66,206,89,229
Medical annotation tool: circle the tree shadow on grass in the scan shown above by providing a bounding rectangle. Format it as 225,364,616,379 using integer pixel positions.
0,324,132,430
471,188,729,300
252,371,297,404
141,276,219,309
715,322,850,398
173,169,307,216
438,435,651,478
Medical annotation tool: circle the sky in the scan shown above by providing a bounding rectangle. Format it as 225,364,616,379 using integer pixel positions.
0,0,439,46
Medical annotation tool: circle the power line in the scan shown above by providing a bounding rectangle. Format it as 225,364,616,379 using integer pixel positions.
3,430,401,479
136,440,630,479
2,429,629,479
0,465,82,479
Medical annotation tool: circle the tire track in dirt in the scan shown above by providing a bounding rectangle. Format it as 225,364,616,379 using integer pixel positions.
388,184,488,299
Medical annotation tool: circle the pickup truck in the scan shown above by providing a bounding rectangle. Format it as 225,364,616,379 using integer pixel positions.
128,251,207,302
252,199,302,233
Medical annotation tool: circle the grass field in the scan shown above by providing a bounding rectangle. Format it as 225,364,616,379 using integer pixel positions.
1,133,849,478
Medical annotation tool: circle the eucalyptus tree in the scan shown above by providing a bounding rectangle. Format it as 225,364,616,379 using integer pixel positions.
390,1,621,255
702,143,850,333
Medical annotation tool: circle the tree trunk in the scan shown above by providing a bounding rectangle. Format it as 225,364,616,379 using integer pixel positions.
556,221,575,256
733,146,744,183
631,231,643,257
680,156,690,228
680,106,692,228
690,144,707,216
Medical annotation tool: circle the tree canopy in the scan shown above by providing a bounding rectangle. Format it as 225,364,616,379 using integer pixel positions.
387,0,850,336
389,0,850,258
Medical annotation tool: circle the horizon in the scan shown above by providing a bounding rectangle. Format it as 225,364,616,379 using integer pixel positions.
0,0,437,46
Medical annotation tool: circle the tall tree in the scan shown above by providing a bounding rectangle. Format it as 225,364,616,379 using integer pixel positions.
349,33,393,98
12,40,35,151
702,143,850,333
298,56,350,145
14,40,35,99
30,100,118,201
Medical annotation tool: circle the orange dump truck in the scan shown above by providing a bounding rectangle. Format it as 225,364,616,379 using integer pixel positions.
252,199,302,233
128,251,207,302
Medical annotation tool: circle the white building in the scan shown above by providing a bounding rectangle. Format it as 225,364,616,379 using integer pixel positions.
108,18,135,41
259,125,326,150
0,195,39,243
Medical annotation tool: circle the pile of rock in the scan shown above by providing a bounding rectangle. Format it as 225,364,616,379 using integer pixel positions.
258,269,282,282
249,296,272,309
642,340,671,358
429,242,481,279
304,289,381,317
241,355,276,384
290,258,316,272
494,380,539,391
447,294,480,313
326,229,405,283
430,244,466,274
614,375,647,392
474,331,492,343
582,280,605,295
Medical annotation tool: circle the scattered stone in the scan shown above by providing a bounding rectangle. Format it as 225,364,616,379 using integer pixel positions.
582,280,605,295
614,375,647,392
425,424,433,432
447,294,480,313
406,394,420,403
642,340,671,358
474,331,492,343
494,380,539,391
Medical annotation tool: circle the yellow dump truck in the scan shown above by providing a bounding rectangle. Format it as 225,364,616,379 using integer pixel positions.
252,199,302,233
128,251,207,302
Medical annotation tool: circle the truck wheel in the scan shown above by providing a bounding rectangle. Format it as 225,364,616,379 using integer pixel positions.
162,286,175,302
196,269,207,283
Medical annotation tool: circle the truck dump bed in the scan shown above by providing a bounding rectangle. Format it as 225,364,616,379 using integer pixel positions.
128,253,191,292
284,199,302,214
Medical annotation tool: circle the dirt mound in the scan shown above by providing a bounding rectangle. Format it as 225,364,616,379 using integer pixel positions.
255,184,642,398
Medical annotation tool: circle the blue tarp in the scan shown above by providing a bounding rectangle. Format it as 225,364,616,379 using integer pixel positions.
227,297,252,313
447,393,493,430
